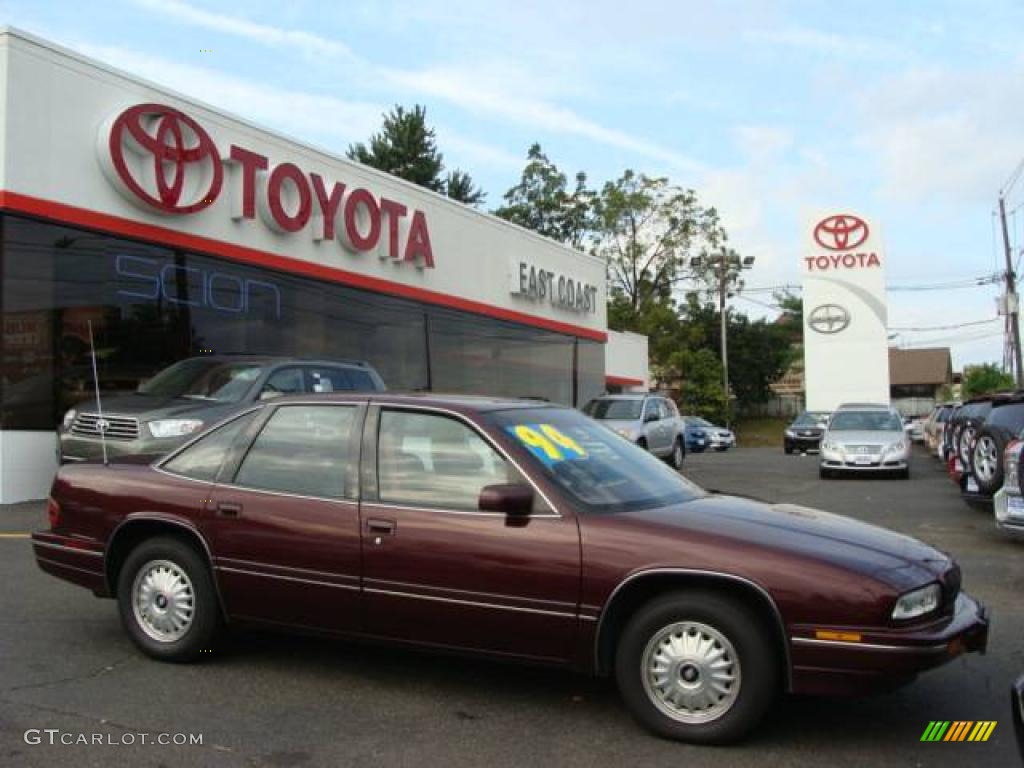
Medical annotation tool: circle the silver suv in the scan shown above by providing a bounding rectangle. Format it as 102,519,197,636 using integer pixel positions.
583,394,686,469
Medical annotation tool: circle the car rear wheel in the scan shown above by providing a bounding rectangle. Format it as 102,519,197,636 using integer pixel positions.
667,438,685,470
117,536,221,662
972,431,1004,496
614,591,778,744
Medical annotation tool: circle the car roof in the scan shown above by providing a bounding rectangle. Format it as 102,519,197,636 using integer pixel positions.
834,402,895,411
264,391,561,413
181,354,376,368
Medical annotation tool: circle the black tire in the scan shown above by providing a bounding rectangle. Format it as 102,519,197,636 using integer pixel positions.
971,429,1005,496
897,467,910,480
614,591,779,744
819,466,830,479
637,438,648,452
784,442,793,455
666,438,686,470
117,536,221,662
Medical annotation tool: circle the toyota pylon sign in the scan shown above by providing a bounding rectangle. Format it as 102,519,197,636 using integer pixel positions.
801,211,890,411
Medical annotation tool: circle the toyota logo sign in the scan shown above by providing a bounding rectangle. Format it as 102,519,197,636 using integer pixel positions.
813,214,869,251
808,304,851,334
102,103,223,214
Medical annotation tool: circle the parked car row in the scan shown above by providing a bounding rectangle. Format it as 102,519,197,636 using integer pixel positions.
922,393,1024,538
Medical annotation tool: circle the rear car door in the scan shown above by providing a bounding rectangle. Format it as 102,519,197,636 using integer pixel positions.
206,402,365,632
641,398,666,455
360,405,581,662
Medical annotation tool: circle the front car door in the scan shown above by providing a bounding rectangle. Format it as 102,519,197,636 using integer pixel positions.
360,405,581,662
205,402,365,633
642,398,668,455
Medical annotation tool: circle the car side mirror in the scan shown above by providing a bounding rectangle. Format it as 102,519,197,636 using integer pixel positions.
644,412,658,423
479,483,533,517
258,390,282,401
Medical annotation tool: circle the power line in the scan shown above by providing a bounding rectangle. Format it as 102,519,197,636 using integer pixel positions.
889,318,1000,332
899,330,1005,348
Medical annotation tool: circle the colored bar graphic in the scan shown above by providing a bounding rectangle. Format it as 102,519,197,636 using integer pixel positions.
920,720,996,742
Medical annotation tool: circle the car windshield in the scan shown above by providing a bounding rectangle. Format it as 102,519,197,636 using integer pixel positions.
829,411,903,432
793,411,827,426
585,399,643,421
137,359,262,403
688,417,713,428
488,407,702,513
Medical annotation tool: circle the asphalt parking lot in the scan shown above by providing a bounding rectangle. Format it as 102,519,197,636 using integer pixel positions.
1,446,1020,767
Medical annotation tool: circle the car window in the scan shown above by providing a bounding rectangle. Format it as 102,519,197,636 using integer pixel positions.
262,367,306,396
643,399,660,421
586,399,643,420
138,360,262,403
234,405,357,499
829,411,903,431
378,410,511,511
662,399,679,418
988,402,1024,433
306,366,352,393
162,411,258,482
346,368,378,391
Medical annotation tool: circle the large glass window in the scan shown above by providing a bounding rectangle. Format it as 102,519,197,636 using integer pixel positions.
234,405,357,499
377,410,511,510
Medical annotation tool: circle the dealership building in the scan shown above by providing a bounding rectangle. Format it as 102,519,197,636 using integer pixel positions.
0,29,647,503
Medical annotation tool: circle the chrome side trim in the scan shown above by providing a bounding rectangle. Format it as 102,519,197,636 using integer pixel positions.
790,637,947,653
364,576,577,609
360,500,559,519
216,565,360,592
32,540,104,557
594,568,792,687
216,557,360,583
365,587,578,619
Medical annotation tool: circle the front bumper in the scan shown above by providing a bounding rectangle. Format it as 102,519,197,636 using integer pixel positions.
785,434,822,450
820,448,909,472
790,592,990,696
993,488,1024,537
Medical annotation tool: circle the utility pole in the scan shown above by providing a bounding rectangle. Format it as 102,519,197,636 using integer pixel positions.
998,196,1024,388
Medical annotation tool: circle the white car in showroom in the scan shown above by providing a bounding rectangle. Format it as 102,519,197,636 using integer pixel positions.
819,404,910,479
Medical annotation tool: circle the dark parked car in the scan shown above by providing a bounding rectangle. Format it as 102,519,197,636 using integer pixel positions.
969,392,1024,496
58,355,385,463
33,394,989,745
783,411,830,454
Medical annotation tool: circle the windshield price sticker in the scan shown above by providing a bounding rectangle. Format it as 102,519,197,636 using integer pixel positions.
507,424,587,466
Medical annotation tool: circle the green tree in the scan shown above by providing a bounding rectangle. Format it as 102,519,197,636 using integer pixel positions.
494,143,593,249
594,170,726,324
347,104,485,206
962,363,1014,398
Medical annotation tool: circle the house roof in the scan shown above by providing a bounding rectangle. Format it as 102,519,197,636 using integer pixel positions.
888,347,953,386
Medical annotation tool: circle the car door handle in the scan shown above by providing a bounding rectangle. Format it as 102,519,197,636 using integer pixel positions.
216,502,243,517
367,518,396,535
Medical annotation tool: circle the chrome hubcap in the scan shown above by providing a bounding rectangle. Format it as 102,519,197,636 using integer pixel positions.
975,437,998,481
132,559,195,643
642,621,741,723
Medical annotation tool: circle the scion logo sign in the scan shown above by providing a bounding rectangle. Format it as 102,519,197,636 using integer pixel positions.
814,214,869,251
99,103,435,268
102,103,223,214
808,304,851,334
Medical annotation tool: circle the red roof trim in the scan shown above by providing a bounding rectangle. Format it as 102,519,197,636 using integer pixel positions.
606,375,645,387
0,190,607,342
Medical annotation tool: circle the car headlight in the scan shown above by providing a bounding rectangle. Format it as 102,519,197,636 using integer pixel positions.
891,583,941,620
148,419,204,438
822,440,837,451
61,408,77,430
693,430,706,438
887,440,906,453
784,429,796,438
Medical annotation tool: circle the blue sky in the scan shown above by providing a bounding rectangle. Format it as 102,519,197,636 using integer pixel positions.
4,0,1024,369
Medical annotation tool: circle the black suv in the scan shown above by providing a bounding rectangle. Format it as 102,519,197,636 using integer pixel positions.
783,410,830,453
59,355,386,463
949,396,998,473
969,392,1024,496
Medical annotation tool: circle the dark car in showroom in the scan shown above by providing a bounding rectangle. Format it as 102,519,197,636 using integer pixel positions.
33,393,989,745
783,410,830,454
58,355,385,463
970,392,1024,497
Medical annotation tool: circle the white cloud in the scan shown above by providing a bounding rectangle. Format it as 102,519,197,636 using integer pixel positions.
733,124,793,163
743,24,905,61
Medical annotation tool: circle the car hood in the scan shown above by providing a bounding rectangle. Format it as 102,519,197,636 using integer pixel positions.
625,494,950,586
825,430,903,445
71,393,238,421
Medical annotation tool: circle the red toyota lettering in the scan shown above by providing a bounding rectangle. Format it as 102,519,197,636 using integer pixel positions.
404,210,434,267
310,173,345,241
229,145,268,220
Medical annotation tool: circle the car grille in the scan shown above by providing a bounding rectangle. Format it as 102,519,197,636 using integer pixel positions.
846,444,882,455
69,412,140,441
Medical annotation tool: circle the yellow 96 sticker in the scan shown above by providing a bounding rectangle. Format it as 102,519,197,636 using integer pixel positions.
507,423,587,465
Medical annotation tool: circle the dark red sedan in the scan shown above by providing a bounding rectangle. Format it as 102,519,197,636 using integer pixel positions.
32,394,989,743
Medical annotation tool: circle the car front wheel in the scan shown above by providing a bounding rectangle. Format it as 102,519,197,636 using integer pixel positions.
614,591,778,744
667,438,686,469
117,536,221,662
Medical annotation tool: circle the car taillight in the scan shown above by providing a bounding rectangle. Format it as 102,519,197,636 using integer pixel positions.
1004,440,1021,493
46,497,61,529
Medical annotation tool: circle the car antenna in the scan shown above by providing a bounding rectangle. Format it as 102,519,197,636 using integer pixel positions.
87,320,109,466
